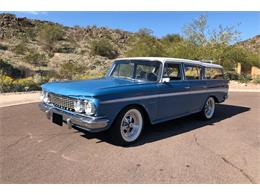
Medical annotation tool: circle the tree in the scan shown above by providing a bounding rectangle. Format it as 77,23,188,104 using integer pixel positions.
161,34,183,45
126,28,165,57
183,15,208,46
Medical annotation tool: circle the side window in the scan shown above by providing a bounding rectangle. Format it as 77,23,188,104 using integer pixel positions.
135,63,160,81
163,63,182,81
205,68,224,80
184,65,201,80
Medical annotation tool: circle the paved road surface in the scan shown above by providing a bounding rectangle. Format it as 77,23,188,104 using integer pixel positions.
0,92,259,183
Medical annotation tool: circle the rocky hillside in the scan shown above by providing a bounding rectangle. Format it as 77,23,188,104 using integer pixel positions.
1,13,259,82
0,13,133,79
237,35,260,55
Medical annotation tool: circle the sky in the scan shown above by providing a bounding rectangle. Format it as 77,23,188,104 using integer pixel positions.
2,11,260,41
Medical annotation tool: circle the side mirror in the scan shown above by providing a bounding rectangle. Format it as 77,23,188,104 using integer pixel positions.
161,77,170,83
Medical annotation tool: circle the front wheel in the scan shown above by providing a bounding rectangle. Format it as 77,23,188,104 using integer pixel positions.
110,107,144,146
200,97,215,120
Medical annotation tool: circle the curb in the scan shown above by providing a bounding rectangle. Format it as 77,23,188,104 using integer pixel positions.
229,89,260,92
0,100,40,108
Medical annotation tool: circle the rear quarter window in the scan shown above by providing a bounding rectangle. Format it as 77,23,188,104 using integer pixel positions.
205,68,224,80
184,65,201,80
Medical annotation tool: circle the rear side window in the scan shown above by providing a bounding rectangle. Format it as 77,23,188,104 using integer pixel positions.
205,68,224,80
184,65,201,80
163,63,182,81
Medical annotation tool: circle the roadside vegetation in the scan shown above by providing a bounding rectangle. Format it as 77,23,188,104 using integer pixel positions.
0,14,259,93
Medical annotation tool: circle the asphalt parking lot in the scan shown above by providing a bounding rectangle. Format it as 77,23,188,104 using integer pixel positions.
0,92,259,183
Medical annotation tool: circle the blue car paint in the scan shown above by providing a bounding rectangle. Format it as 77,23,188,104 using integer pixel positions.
41,60,228,131
41,78,160,127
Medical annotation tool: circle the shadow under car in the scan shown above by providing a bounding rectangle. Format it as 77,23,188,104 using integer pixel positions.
75,104,250,147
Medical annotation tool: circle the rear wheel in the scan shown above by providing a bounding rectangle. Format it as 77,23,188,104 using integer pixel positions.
110,107,143,146
200,97,215,120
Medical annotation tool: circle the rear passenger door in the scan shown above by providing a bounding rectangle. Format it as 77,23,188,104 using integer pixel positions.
183,64,207,112
156,62,191,121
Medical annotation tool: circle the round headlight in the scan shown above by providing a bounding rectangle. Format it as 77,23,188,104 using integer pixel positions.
74,100,84,113
40,91,49,103
84,101,96,115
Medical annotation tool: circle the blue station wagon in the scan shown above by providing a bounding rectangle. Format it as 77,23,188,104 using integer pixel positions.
40,57,229,145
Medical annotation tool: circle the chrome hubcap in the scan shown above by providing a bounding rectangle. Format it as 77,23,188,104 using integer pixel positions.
120,109,143,142
204,97,215,119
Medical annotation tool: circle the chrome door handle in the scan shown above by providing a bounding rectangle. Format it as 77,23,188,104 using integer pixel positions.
185,86,190,89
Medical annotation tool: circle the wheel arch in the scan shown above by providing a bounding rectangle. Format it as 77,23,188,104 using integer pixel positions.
211,95,219,103
111,103,152,126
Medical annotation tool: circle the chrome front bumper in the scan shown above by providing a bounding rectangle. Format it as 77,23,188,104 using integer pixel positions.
39,103,109,132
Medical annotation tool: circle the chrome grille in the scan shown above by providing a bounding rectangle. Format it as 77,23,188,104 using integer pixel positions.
49,93,75,111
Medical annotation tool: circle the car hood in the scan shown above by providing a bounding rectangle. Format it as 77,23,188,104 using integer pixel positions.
41,77,138,97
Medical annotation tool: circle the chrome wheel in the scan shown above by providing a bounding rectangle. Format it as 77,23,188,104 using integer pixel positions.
120,109,143,142
204,97,215,119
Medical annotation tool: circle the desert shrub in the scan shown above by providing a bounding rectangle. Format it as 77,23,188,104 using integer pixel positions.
38,23,65,51
53,43,76,53
33,73,49,84
0,71,43,92
13,41,28,55
238,74,252,83
12,77,40,91
24,51,48,66
224,71,240,80
73,73,103,80
90,38,118,59
59,61,85,80
253,76,260,84
0,71,14,92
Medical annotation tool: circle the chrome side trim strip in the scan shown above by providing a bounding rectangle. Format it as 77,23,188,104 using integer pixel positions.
101,88,228,104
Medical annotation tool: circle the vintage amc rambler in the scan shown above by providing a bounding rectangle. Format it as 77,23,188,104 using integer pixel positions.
40,57,228,145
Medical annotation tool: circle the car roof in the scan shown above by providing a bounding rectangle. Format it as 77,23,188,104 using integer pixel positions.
115,57,223,68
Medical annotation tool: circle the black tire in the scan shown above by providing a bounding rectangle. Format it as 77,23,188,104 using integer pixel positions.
109,106,144,146
200,97,215,120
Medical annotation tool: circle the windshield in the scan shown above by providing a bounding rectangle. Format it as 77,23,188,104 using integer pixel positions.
108,60,162,82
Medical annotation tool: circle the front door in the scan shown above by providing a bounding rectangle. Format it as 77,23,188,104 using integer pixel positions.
156,63,191,121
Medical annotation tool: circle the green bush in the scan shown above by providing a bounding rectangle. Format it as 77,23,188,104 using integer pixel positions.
91,38,118,59
0,71,46,93
0,71,14,92
38,24,65,51
126,30,165,57
13,41,28,55
238,74,252,83
59,61,85,80
53,43,76,53
253,76,260,84
24,51,48,66
224,71,240,80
